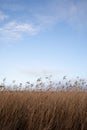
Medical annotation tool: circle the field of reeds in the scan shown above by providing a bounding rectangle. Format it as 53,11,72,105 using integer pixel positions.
0,91,87,130
0,77,87,130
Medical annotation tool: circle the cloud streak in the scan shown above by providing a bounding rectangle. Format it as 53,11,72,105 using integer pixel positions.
34,0,87,30
1,0,87,27
0,11,8,21
0,0,87,41
19,67,67,76
0,20,38,40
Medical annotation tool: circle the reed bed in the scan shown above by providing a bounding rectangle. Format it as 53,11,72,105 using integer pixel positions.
0,91,87,130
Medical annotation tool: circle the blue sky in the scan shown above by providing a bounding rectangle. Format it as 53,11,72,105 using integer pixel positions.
0,0,87,84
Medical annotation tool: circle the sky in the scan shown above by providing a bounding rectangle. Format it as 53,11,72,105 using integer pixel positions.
0,0,87,84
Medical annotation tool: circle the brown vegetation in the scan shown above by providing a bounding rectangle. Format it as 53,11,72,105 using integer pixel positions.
0,91,87,130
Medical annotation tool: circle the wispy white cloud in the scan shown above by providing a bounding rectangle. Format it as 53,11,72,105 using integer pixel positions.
0,21,38,40
34,0,87,30
1,0,87,29
19,67,66,76
0,11,8,21
20,68,53,75
0,0,87,41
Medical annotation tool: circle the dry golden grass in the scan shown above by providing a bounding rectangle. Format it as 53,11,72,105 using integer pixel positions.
0,91,87,130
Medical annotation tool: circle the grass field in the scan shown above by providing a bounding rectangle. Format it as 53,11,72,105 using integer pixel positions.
0,91,87,130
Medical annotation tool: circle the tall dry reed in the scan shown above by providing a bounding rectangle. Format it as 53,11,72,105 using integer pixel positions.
0,91,87,130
